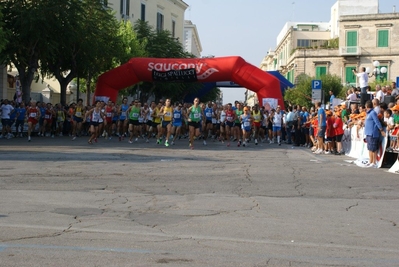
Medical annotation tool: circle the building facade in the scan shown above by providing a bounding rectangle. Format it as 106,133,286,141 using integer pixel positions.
183,20,202,57
108,0,188,42
260,2,398,89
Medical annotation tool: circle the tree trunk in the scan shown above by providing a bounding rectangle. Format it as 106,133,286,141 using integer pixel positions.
59,79,70,106
86,72,92,106
16,66,36,105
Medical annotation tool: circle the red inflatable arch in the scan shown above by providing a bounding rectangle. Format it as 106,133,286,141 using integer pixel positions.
94,56,284,109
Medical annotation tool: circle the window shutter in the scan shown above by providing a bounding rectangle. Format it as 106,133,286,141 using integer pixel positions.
378,30,388,47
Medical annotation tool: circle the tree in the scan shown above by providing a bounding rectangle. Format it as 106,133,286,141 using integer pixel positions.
0,5,8,53
1,0,58,103
0,0,130,105
284,73,344,108
39,0,123,105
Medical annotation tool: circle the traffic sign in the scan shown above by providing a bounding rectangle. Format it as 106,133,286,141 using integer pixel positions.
312,80,322,90
312,89,322,103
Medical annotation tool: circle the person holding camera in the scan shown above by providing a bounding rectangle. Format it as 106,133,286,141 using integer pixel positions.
352,67,368,94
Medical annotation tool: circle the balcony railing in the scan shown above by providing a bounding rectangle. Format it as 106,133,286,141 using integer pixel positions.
340,46,361,56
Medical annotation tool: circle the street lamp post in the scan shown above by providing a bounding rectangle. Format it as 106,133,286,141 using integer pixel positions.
371,60,387,82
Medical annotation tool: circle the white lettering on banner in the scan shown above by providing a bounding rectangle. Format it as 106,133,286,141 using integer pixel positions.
148,62,204,73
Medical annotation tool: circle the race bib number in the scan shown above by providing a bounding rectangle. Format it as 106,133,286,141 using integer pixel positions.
206,112,212,117
132,113,139,118
107,112,112,117
93,114,100,121
174,113,181,119
75,111,82,117
121,111,126,117
45,114,50,119
165,112,171,117
244,121,250,127
30,113,36,118
227,116,232,121
194,113,200,119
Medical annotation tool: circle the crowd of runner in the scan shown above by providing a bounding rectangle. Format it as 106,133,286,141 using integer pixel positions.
0,95,394,153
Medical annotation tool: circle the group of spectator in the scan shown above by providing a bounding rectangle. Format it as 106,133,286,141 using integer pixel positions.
344,80,398,104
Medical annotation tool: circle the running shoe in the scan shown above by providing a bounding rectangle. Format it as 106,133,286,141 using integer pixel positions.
165,141,169,147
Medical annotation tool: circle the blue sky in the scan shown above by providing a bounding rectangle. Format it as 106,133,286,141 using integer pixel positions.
183,0,398,103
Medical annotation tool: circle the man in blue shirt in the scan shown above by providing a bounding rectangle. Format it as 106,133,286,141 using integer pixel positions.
364,100,385,168
314,101,326,154
14,102,26,137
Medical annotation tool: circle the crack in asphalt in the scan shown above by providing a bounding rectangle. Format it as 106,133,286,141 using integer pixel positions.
345,203,359,211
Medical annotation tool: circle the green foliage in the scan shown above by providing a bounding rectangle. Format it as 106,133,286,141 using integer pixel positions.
368,79,391,91
284,73,344,108
328,37,339,48
284,74,312,107
0,5,8,53
1,0,59,103
0,0,128,104
200,86,221,103
117,20,147,63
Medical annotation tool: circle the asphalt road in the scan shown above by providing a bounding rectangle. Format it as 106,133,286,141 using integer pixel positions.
0,135,398,266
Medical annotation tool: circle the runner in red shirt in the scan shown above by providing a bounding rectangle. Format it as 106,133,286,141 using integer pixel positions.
27,101,41,142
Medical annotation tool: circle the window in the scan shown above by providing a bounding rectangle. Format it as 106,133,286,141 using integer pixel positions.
315,66,327,79
286,70,294,83
120,0,130,18
377,29,389,47
296,39,326,48
140,3,146,21
346,31,357,53
297,39,310,47
345,67,356,85
172,20,176,38
156,12,164,32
